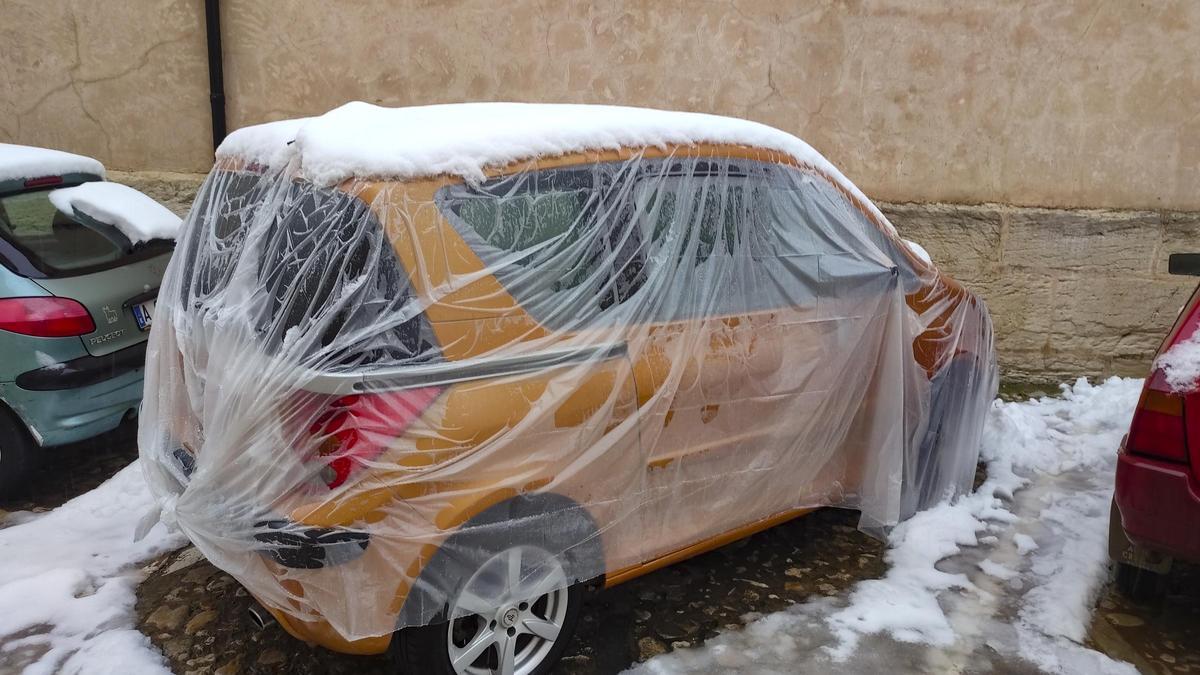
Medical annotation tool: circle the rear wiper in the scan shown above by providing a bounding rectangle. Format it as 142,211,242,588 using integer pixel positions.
69,208,134,253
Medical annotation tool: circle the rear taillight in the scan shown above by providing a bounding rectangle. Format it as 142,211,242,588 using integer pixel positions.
0,297,96,337
1127,279,1200,464
301,387,441,488
1127,374,1189,463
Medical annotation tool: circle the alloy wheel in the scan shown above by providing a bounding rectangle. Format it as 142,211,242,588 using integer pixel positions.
445,544,570,675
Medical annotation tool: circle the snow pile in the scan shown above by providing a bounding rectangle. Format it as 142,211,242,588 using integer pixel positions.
0,462,185,674
631,377,1143,674
49,182,182,244
0,143,104,183
1155,333,1200,393
217,102,896,233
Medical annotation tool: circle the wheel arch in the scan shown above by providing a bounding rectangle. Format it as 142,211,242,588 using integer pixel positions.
396,490,605,628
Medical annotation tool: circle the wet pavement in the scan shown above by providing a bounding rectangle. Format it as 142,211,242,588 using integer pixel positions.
0,419,138,518
1090,565,1200,674
3,427,1198,674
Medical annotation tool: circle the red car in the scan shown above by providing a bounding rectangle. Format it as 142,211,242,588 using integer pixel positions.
1110,253,1200,599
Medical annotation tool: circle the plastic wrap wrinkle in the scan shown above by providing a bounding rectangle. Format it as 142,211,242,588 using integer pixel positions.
140,138,996,646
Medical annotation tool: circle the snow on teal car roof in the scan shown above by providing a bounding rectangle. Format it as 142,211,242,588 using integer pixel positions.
0,143,105,183
216,102,895,234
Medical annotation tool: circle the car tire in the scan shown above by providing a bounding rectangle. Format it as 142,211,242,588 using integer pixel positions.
0,404,36,499
388,494,600,675
1115,562,1167,604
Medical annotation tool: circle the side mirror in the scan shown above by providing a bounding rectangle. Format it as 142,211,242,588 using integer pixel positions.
1168,253,1200,277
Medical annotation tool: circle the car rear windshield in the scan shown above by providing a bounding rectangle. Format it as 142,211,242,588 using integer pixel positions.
179,170,436,369
0,186,172,277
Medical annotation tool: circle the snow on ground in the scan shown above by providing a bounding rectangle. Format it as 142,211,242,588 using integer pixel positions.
631,377,1144,675
49,182,182,244
0,461,185,674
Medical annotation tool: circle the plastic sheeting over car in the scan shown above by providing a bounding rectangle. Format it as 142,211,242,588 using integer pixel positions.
139,133,996,644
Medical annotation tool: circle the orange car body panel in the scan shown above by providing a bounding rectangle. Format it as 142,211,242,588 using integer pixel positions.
219,143,976,654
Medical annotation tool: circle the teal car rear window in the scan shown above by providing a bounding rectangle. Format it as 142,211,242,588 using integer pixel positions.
0,187,172,277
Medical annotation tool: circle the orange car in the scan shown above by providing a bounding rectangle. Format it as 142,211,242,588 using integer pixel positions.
139,102,996,674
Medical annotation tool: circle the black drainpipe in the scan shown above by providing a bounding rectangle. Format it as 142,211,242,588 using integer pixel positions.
204,0,227,151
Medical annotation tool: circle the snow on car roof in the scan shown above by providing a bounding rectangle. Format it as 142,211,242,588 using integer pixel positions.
216,102,895,233
0,143,105,183
49,181,182,244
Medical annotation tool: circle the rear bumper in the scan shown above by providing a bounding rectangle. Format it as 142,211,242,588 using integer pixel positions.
1114,447,1200,564
0,340,147,446
254,595,392,655
15,341,146,391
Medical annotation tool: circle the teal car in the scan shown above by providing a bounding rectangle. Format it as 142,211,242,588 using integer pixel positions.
0,144,174,494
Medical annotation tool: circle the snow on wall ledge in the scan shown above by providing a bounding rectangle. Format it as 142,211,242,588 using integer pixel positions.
215,101,896,234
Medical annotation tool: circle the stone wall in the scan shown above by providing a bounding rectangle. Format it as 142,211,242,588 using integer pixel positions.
107,170,207,218
4,1,1199,211
885,204,1200,384
106,170,1199,384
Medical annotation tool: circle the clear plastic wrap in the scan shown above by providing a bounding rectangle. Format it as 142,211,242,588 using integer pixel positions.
138,142,996,647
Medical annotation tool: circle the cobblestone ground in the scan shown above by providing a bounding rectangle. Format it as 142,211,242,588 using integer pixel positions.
1088,565,1200,675
4,428,1198,674
134,508,884,674
0,419,138,518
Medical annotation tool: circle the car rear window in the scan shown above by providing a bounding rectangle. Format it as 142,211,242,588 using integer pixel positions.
180,171,436,368
0,187,172,277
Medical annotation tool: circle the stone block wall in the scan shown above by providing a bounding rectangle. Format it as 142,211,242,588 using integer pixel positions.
110,171,1199,385
885,204,1200,384
107,171,206,218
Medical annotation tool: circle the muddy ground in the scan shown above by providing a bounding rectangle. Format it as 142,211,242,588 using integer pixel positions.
134,507,886,675
1090,568,1200,674
3,422,1198,674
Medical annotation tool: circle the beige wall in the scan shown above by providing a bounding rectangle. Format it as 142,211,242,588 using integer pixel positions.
3,1,1198,211
1,0,212,172
5,1,1200,384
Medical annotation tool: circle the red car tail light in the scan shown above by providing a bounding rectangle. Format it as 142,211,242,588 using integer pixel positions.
1127,279,1200,465
302,387,442,489
1127,382,1188,463
0,297,96,337
23,176,64,189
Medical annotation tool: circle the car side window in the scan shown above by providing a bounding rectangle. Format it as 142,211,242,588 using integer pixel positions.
635,167,748,266
629,159,795,319
438,166,648,327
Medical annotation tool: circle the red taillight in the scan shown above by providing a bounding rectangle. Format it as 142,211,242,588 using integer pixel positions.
0,297,96,337
1127,372,1189,463
24,175,63,189
1129,281,1200,465
302,387,441,488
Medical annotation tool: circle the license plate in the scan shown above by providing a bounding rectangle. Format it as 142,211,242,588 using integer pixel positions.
132,300,155,331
